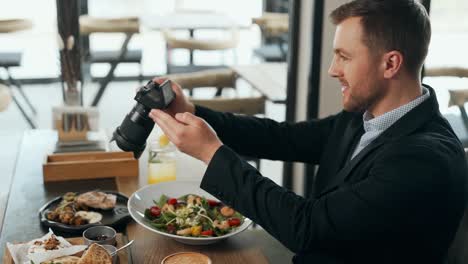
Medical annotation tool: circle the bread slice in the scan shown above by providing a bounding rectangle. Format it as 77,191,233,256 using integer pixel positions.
77,243,112,264
41,256,80,264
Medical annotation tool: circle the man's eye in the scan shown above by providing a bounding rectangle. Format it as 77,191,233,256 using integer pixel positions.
340,55,348,61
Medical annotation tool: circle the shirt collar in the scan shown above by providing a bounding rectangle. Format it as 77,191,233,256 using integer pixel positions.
362,87,430,133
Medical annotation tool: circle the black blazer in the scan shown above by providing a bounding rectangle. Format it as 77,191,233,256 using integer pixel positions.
196,85,467,264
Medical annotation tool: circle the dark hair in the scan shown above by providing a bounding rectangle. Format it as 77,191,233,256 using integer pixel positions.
330,0,431,76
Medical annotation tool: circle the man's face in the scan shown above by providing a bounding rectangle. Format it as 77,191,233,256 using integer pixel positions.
328,17,385,113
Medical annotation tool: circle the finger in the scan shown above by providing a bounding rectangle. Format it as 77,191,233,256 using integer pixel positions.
175,112,202,126
168,80,184,96
150,110,180,144
151,109,186,132
152,77,167,85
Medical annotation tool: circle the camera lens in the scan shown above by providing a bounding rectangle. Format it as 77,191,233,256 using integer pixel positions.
112,104,154,158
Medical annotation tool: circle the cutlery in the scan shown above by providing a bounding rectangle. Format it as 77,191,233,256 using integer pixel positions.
111,239,134,256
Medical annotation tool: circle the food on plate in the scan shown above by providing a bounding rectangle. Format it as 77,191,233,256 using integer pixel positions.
29,234,68,254
144,194,245,237
75,211,103,224
45,191,114,226
76,191,117,210
7,229,87,264
77,243,112,264
41,256,81,264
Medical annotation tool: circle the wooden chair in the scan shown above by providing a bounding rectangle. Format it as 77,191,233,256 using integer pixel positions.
0,18,36,128
190,97,266,116
162,21,239,75
165,68,237,97
252,12,289,62
79,16,142,106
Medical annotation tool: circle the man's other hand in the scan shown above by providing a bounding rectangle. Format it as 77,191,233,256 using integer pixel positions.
149,109,222,164
153,77,195,117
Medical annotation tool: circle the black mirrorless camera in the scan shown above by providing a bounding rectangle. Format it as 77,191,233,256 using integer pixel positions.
111,80,175,158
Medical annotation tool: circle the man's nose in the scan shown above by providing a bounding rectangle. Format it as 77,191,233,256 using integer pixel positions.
328,58,339,77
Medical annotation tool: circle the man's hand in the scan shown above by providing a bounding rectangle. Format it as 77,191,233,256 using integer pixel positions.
153,77,195,117
149,109,223,164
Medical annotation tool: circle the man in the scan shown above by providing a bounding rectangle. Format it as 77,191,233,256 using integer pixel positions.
149,0,467,263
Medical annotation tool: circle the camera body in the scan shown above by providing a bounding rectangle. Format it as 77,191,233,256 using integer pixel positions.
112,80,175,158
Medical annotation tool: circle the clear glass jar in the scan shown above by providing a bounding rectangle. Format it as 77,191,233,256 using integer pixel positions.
147,139,177,184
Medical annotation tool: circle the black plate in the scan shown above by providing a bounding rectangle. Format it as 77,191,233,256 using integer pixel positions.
38,191,131,234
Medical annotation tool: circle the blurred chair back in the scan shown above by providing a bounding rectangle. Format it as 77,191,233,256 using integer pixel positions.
252,12,288,62
164,68,236,96
190,97,266,116
162,26,239,74
79,16,139,34
79,16,142,106
252,12,289,37
0,19,36,128
163,28,239,51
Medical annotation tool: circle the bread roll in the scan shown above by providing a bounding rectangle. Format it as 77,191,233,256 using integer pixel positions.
77,243,112,264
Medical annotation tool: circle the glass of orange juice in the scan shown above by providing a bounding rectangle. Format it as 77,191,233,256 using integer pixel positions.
147,135,177,184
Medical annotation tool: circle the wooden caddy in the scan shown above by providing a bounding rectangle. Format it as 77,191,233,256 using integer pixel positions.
43,151,139,182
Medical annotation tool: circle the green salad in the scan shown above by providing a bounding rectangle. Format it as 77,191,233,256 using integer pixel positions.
144,194,245,237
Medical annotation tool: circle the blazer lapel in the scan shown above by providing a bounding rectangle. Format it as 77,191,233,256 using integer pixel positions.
313,114,364,194
318,136,387,197
317,84,440,197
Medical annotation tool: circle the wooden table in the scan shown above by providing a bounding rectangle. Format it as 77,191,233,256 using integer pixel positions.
0,131,22,232
142,10,249,31
231,63,287,104
0,130,293,263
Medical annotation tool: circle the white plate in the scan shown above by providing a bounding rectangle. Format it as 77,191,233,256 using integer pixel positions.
127,181,252,245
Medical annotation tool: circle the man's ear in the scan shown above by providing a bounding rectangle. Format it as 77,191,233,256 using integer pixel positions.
382,51,403,79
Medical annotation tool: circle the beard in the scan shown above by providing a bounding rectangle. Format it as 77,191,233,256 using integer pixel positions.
343,78,385,113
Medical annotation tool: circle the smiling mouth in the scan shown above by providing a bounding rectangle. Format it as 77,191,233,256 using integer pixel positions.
339,80,348,94
341,85,349,94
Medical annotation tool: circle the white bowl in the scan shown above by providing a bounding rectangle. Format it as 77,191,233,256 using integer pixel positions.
127,181,252,245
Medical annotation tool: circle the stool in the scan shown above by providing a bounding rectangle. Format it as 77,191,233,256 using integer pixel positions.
0,18,36,128
80,15,142,106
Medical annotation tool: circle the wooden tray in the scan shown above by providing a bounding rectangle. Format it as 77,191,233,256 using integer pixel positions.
3,233,130,264
43,151,138,182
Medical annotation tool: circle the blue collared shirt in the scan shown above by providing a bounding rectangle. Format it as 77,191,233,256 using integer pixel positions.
351,87,430,159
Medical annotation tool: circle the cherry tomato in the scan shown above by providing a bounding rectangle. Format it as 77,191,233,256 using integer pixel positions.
207,199,220,207
167,224,176,234
228,218,241,227
150,206,161,217
201,230,214,236
168,198,177,205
